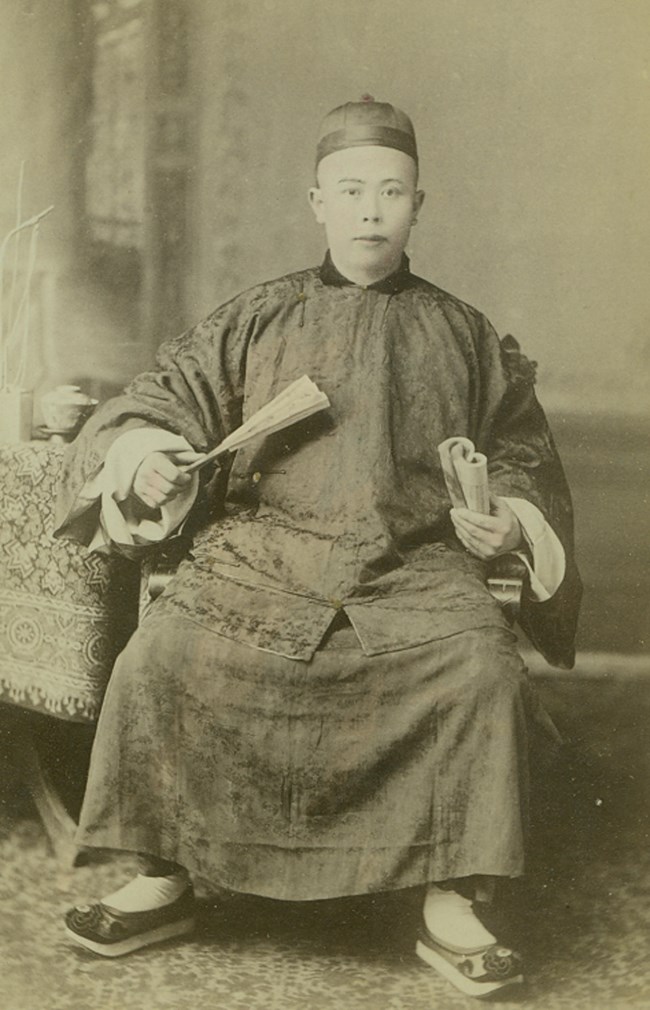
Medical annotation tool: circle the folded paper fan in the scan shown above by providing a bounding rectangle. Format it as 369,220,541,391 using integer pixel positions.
185,375,330,474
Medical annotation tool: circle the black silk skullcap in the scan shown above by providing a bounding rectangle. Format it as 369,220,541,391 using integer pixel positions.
315,95,418,167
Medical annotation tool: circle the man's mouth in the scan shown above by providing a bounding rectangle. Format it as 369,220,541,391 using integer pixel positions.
354,235,387,243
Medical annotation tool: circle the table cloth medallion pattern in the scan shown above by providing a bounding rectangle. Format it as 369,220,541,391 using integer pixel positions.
0,442,137,722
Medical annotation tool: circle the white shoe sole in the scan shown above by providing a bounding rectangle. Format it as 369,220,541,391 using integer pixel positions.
65,916,195,958
416,938,524,998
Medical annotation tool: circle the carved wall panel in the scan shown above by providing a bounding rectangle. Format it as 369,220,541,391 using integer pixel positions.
83,0,192,352
85,2,146,249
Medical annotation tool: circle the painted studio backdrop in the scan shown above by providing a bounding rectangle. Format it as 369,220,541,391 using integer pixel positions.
0,0,648,659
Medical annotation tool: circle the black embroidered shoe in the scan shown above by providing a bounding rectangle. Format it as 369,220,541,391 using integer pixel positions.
416,923,524,998
64,886,195,957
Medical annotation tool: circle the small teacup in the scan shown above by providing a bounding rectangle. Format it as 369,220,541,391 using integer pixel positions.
41,385,98,432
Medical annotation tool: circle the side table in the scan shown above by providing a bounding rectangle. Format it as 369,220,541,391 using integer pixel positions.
0,440,139,857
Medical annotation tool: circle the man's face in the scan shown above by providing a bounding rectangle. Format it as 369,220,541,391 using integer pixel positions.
309,145,424,285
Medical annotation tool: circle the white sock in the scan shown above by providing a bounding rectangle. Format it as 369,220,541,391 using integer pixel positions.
102,871,190,913
423,885,496,951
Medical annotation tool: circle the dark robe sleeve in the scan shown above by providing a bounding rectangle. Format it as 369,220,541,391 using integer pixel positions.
474,324,582,670
54,296,255,548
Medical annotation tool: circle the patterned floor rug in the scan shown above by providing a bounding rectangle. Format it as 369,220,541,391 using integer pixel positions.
1,674,649,1010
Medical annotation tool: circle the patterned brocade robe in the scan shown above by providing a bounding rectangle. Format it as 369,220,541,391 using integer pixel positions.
56,254,581,668
53,254,583,898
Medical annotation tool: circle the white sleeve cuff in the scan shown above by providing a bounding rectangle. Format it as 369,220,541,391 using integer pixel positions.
501,497,566,602
82,428,199,552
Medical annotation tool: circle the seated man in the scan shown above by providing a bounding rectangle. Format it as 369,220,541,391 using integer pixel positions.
55,97,581,998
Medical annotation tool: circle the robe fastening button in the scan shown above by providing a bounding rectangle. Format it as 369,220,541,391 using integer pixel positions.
329,597,343,610
252,471,262,484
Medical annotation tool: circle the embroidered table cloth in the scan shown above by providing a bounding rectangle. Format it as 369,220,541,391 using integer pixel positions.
0,442,137,722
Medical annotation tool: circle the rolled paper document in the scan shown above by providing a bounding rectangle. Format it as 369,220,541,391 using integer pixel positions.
438,436,490,514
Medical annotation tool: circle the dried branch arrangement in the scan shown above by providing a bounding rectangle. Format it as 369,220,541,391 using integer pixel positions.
0,162,53,392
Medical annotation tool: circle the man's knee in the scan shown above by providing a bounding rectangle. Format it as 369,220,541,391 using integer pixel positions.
460,628,528,704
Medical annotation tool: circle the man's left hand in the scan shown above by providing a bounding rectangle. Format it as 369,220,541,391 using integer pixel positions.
450,495,523,560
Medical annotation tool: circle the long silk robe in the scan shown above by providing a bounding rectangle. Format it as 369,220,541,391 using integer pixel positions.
54,254,581,898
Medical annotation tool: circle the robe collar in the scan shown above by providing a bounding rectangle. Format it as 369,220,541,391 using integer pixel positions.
319,250,413,294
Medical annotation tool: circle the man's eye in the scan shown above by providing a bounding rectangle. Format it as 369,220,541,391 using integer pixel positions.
344,188,360,196
383,187,401,197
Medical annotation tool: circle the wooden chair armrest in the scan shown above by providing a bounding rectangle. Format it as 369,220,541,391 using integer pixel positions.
139,540,189,620
486,555,527,623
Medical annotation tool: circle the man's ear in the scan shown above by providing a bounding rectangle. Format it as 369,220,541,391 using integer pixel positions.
414,189,426,216
308,187,326,225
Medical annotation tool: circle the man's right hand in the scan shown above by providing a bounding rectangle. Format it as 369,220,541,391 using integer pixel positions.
132,450,203,509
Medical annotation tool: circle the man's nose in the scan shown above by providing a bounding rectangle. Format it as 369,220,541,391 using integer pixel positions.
361,195,381,222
